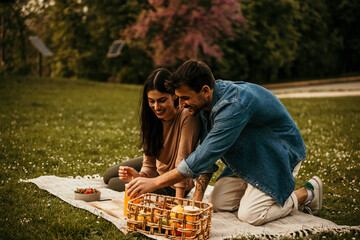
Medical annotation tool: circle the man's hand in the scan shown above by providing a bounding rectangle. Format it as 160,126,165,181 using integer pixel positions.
126,177,158,198
126,168,187,198
118,166,140,182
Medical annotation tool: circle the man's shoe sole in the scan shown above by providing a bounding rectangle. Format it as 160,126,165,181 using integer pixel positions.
312,176,323,214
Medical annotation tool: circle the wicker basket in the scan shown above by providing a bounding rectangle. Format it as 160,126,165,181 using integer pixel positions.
126,193,213,240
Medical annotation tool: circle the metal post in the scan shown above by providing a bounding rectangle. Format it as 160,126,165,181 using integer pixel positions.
38,52,42,77
29,36,52,77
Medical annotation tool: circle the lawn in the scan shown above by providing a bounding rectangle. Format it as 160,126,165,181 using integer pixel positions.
0,76,359,239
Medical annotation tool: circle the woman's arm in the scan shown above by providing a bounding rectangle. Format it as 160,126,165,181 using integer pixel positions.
139,153,158,178
175,187,186,198
173,111,202,190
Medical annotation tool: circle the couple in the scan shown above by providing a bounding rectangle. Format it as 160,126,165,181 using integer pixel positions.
104,60,323,226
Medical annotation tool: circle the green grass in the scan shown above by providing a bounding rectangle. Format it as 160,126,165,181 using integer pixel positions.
0,76,359,239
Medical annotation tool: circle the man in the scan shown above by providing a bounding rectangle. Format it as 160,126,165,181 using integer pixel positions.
127,59,323,225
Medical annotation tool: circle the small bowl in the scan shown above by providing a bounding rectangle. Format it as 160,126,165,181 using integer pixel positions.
75,191,101,202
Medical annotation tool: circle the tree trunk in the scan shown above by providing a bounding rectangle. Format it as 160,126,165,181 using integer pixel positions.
1,16,6,65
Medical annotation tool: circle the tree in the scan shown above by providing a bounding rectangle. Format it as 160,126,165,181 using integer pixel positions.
41,0,150,82
84,0,152,83
325,0,360,75
0,0,32,75
122,0,247,67
44,0,90,78
213,0,302,83
282,0,341,79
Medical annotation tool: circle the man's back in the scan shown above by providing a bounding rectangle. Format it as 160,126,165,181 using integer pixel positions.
191,80,307,205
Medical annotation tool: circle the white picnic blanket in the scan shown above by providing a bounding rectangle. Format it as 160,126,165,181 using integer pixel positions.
22,175,360,239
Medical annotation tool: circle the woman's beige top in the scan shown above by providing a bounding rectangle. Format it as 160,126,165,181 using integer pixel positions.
140,107,201,190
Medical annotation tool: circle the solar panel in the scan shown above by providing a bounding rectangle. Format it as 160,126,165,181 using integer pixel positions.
107,40,125,58
29,36,53,57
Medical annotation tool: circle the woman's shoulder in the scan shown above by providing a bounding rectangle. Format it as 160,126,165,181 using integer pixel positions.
178,107,196,119
178,108,201,125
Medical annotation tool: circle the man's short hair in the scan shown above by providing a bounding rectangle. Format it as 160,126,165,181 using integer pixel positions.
167,59,215,93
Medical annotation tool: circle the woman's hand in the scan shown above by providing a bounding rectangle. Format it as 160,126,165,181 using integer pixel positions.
118,166,140,182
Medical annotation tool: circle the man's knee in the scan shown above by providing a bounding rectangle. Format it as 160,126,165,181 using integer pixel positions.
210,194,239,212
237,207,267,226
209,177,247,212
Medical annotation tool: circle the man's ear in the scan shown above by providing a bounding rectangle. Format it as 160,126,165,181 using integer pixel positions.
201,85,211,97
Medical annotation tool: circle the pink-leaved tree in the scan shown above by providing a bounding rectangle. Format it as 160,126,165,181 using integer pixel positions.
121,0,247,66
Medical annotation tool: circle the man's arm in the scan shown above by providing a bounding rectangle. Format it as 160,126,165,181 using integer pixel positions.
192,172,213,201
126,168,186,198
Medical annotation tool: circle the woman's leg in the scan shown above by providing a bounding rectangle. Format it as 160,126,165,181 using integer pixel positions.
103,156,143,192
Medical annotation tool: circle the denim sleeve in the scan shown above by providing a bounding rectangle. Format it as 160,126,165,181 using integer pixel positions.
178,101,251,178
177,160,219,178
218,165,235,179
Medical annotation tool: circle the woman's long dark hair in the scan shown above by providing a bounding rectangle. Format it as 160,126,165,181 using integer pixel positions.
140,68,175,157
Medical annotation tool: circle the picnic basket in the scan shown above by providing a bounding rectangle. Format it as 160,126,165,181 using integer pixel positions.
126,193,213,239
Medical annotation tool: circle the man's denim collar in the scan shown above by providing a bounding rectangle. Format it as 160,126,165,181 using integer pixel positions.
201,80,220,117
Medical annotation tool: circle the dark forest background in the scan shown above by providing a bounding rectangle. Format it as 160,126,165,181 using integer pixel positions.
1,0,359,84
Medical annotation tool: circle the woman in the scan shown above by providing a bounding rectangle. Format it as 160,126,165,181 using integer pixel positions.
103,68,201,198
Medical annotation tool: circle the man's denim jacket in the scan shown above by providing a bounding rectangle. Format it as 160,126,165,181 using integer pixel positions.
177,80,306,206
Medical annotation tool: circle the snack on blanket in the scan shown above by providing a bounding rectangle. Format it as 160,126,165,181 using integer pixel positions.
74,188,101,201
75,188,100,194
126,193,212,240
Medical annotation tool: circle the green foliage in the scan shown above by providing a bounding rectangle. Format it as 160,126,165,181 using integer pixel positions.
286,0,341,79
115,45,154,84
213,0,359,83
0,76,359,239
0,0,359,84
0,0,33,75
47,0,92,78
213,0,302,83
83,0,150,82
325,0,360,73
23,0,151,82
117,66,140,84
